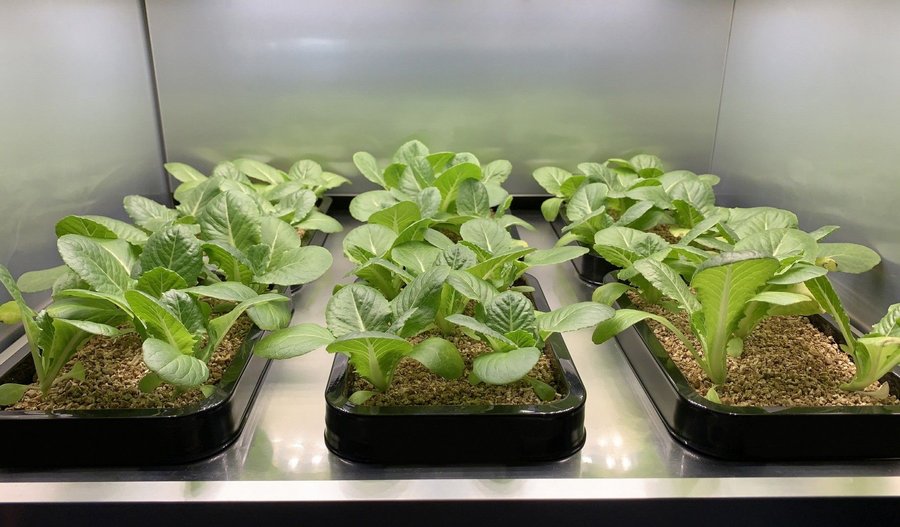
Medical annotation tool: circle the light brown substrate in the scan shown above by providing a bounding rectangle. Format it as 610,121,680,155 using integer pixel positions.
632,294,899,406
352,332,563,406
7,318,252,411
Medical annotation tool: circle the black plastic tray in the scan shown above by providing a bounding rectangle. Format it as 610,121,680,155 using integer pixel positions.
0,325,272,468
549,217,617,285
606,273,900,460
0,199,336,468
323,273,587,465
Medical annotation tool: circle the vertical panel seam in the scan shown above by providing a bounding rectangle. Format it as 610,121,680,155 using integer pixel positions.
708,0,737,173
139,0,173,205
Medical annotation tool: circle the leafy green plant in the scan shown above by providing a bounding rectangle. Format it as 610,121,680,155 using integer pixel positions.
593,251,781,386
349,140,530,232
343,215,587,302
0,183,335,403
804,276,900,392
447,291,612,400
165,158,346,235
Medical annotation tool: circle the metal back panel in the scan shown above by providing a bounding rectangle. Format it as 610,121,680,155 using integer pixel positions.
0,1,166,342
146,0,734,190
713,0,900,324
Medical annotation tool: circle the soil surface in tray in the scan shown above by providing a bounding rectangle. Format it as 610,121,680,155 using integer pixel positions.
6,317,252,412
351,332,563,406
631,293,899,407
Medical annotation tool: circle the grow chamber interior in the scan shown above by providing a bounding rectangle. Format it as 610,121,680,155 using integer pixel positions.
1,0,899,522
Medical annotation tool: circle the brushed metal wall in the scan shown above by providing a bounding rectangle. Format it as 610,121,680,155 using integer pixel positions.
0,1,166,337
712,0,900,324
146,0,734,191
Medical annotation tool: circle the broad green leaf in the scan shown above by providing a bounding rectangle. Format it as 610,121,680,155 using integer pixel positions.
349,390,376,404
233,158,285,184
733,228,817,263
56,318,121,336
541,197,564,222
439,244,478,270
392,140,430,165
46,297,126,325
390,266,450,336
633,258,700,313
141,225,203,284
808,225,839,241
126,290,196,353
872,304,900,337
473,347,541,385
82,215,149,245
53,268,89,298
258,216,302,257
55,289,132,317
465,248,534,283
446,270,498,304
434,163,481,205
592,282,633,305
182,281,257,302
567,183,608,222
202,241,253,283
350,190,398,221
255,245,332,286
254,323,334,359
523,246,588,266
0,383,30,405
460,218,516,254
593,227,669,268
326,331,412,391
485,291,536,335
526,377,557,401
143,338,209,387
536,302,614,337
175,177,223,217
369,201,421,233
806,275,857,353
410,337,464,380
280,188,317,220
692,252,780,383
532,167,572,196
295,210,343,234
414,187,442,218
629,154,664,177
615,201,656,228
578,162,619,186
768,263,827,285
391,242,443,275
344,224,398,264
816,243,881,274
669,179,715,217
353,151,384,186
136,267,189,298
423,228,454,250
198,191,261,252
288,159,322,182
123,195,178,231
456,179,490,217
247,297,292,331
326,284,391,337
482,159,512,184
445,314,515,346
212,161,246,181
159,290,206,337
165,162,206,183
55,215,118,239
748,291,815,306
726,207,798,239
17,265,69,293
58,235,134,295
845,336,900,391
